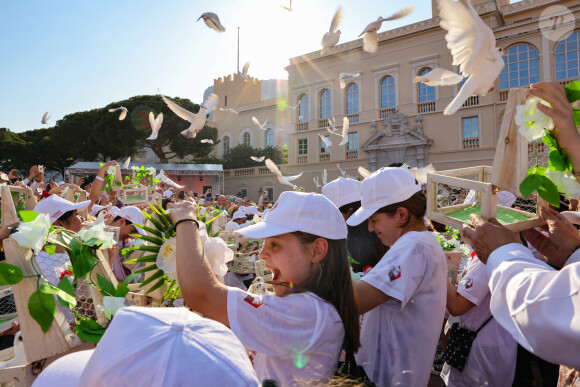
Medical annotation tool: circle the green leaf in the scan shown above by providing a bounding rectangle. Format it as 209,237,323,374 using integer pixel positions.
537,176,561,208
142,212,166,232
75,317,106,343
0,263,23,285
70,242,97,279
347,256,360,265
19,211,39,223
115,282,129,298
139,270,165,288
146,276,168,294
541,132,558,148
125,245,161,254
39,282,77,307
56,276,77,308
44,245,56,255
124,254,158,265
548,149,566,171
132,224,164,238
122,273,139,286
115,181,123,187
520,174,543,198
573,108,580,127
133,264,159,274
564,81,580,103
528,166,547,176
28,289,56,333
162,280,176,303
129,234,165,246
97,274,116,297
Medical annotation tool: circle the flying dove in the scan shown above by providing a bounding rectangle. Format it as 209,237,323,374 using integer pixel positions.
220,107,239,114
197,12,226,32
319,134,332,149
146,112,164,140
201,139,214,144
41,112,51,124
252,117,268,131
336,163,356,179
251,156,265,162
321,7,343,55
162,93,218,141
327,117,350,146
438,0,505,115
123,157,131,169
413,67,464,86
240,61,251,81
287,101,300,110
109,107,128,121
322,169,328,185
156,170,184,189
359,6,415,53
339,72,361,89
358,166,371,178
265,159,302,189
327,117,337,132
313,176,322,188
401,163,436,185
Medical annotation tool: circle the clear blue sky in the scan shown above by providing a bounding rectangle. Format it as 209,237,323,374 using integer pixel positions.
0,0,434,133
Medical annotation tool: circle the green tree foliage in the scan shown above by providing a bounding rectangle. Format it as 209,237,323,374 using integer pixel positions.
221,145,284,170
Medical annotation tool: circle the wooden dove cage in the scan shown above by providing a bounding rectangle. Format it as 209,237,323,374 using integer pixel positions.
426,88,544,232
228,254,259,275
118,184,149,206
220,231,239,252
65,188,88,219
254,259,273,282
0,185,36,228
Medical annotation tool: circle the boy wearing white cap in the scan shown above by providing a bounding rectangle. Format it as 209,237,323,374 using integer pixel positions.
170,192,360,386
346,167,447,386
225,211,247,231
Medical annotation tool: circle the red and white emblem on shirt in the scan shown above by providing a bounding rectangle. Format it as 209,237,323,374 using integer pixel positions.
388,265,401,281
243,295,263,308
465,278,474,289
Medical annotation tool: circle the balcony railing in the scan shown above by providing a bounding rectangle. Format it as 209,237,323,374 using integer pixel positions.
379,108,396,119
319,153,330,162
499,90,509,102
346,113,359,124
224,166,273,178
462,137,480,149
558,78,575,87
345,150,359,160
417,101,436,113
296,122,309,132
318,119,329,128
223,170,231,177
234,168,255,177
462,96,479,108
258,167,271,175
297,155,308,164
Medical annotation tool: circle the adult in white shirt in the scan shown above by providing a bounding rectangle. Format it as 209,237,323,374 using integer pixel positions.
169,192,360,386
346,168,447,386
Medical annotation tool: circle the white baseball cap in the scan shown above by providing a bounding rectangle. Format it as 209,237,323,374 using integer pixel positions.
243,206,260,216
34,194,91,224
321,177,362,209
232,211,247,221
32,307,259,387
237,191,347,240
163,190,174,199
116,206,146,235
89,204,112,217
108,206,120,218
347,167,422,226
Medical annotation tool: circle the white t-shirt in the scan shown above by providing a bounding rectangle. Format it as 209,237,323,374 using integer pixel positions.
227,287,344,386
355,231,447,386
441,257,517,387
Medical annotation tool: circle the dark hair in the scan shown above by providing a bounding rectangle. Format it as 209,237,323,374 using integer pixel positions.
288,232,361,356
375,190,426,228
56,210,76,223
113,215,132,225
338,201,361,214
347,220,388,272
80,175,95,190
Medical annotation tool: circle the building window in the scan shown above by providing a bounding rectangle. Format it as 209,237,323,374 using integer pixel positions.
380,76,395,108
500,44,540,89
298,139,308,155
243,132,251,147
346,83,359,114
319,89,331,119
320,135,331,153
555,31,579,80
347,132,358,150
265,187,274,201
223,135,230,154
418,68,435,102
265,128,273,148
462,117,480,149
298,94,309,122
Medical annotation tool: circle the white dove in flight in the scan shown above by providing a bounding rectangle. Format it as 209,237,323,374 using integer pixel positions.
358,166,372,178
109,107,128,120
338,72,361,89
319,134,332,149
401,163,436,185
197,12,226,32
322,169,328,185
287,101,300,110
240,61,250,81
265,159,302,189
41,112,51,124
359,6,415,53
276,127,285,133
219,107,239,115
252,117,268,131
201,139,214,144
146,112,164,140
327,117,350,146
162,93,218,141
123,157,131,169
438,0,505,115
313,176,322,188
336,163,357,179
327,117,337,132
156,170,185,189
280,0,292,12
251,156,265,162
321,7,343,55
413,67,464,86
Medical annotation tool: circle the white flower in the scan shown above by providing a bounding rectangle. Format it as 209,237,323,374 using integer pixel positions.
13,213,51,254
77,223,116,250
447,238,460,248
157,237,178,281
147,167,156,176
545,169,580,199
515,96,555,142
458,244,471,257
198,224,234,277
131,166,140,172
107,166,117,176
99,296,126,320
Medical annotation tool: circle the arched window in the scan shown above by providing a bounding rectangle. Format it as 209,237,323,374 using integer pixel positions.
243,132,251,147
222,135,230,154
499,44,540,89
555,31,579,81
319,89,331,119
380,76,395,108
418,68,435,102
298,94,309,122
346,83,359,114
265,128,273,148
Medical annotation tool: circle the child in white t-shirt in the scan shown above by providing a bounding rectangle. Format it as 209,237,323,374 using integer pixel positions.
170,191,360,386
346,167,447,386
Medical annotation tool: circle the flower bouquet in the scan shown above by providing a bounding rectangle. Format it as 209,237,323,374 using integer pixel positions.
434,226,471,284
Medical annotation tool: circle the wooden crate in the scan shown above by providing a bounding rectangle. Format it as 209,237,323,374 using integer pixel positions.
220,231,238,251
0,186,36,228
64,188,88,219
118,184,148,206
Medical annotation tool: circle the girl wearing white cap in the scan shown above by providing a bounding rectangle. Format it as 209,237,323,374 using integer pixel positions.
170,191,360,386
346,167,447,386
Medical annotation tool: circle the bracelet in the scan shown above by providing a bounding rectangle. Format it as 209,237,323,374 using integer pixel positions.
95,176,104,181
174,219,199,229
